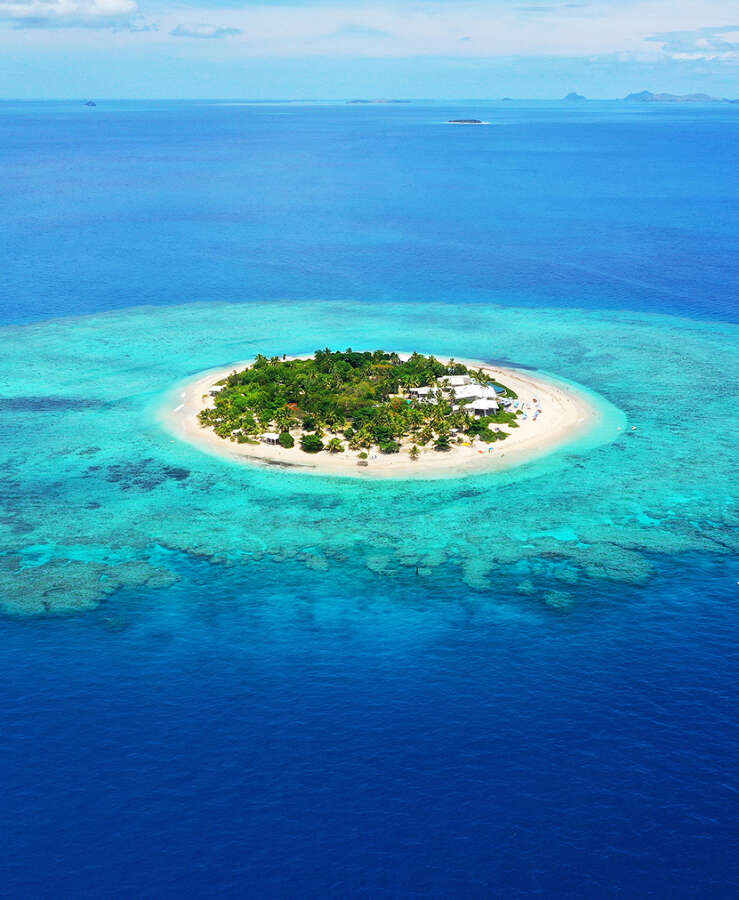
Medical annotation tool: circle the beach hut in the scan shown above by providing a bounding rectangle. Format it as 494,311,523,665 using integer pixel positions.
470,398,499,417
209,385,225,397
262,432,280,445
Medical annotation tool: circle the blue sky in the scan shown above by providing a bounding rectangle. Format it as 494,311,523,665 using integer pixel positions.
1,0,737,98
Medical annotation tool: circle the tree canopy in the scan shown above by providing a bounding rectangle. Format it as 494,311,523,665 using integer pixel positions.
198,349,515,452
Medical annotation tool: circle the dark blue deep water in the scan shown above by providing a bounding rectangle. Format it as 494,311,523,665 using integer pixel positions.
3,554,737,897
2,100,737,325
1,101,737,897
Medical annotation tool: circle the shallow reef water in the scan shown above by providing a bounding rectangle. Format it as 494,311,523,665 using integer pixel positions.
0,299,735,615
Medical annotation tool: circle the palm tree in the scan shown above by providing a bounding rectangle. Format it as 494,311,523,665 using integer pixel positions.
349,427,371,450
274,410,295,433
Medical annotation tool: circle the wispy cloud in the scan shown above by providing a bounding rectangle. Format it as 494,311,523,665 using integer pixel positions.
5,0,739,68
122,20,156,32
515,3,587,13
145,2,735,62
647,25,739,60
170,23,242,39
0,0,139,28
333,23,390,38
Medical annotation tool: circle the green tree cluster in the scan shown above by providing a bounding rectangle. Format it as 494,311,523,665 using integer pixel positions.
198,349,514,453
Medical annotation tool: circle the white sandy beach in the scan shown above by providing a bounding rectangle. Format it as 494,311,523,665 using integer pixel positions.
162,354,607,479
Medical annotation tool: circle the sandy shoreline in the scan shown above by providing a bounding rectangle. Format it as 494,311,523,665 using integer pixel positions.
161,354,611,479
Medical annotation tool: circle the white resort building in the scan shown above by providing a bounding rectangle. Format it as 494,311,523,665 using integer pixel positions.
439,374,471,387
450,384,481,403
408,376,501,414
469,398,499,417
408,386,435,399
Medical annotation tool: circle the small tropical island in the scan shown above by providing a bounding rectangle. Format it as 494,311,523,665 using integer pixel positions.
166,349,607,478
448,119,487,125
199,350,518,459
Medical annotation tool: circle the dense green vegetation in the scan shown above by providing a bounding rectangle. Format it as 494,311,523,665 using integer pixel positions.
198,349,516,454
300,433,323,453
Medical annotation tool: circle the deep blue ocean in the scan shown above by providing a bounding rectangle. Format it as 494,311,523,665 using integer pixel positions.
1,100,737,897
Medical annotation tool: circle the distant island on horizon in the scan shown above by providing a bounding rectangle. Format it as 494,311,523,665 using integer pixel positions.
624,90,726,103
476,92,735,103
559,91,733,103
48,95,739,106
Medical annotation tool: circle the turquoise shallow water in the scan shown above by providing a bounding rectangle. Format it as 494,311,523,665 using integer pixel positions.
1,299,735,614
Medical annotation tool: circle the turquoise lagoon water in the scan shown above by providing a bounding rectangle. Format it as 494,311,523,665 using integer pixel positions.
2,299,735,615
1,101,738,896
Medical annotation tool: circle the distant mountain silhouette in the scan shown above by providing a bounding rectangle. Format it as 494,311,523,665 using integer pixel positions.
563,92,586,101
624,91,721,103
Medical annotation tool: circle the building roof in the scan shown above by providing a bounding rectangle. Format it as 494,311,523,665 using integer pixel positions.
452,384,481,400
440,374,471,386
477,385,501,399
262,432,280,441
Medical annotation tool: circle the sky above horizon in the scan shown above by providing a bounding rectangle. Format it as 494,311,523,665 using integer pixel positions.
0,0,737,99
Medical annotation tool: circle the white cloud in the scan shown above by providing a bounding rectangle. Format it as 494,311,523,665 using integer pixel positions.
647,25,739,60
170,23,242,39
152,2,737,60
331,24,390,39
0,0,138,26
4,0,739,65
